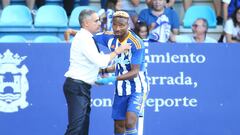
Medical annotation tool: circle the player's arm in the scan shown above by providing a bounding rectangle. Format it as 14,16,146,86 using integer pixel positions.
116,39,144,80
94,31,114,48
100,65,115,74
117,64,140,80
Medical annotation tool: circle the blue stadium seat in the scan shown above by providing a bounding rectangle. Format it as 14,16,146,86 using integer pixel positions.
34,5,68,27
183,5,217,28
34,35,62,43
0,5,32,27
0,35,26,43
69,6,100,28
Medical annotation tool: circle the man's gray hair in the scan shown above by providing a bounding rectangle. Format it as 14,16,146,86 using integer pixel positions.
195,18,209,30
78,9,96,27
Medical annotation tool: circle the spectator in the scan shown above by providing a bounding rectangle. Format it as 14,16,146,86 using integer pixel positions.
1,0,9,9
138,0,180,42
223,0,240,22
101,0,108,9
1,0,45,10
63,0,89,17
134,21,149,39
115,0,140,29
166,0,176,8
98,0,117,31
101,0,117,10
26,0,45,10
145,0,151,8
170,18,217,43
223,7,240,42
139,0,179,34
183,0,223,25
145,0,176,8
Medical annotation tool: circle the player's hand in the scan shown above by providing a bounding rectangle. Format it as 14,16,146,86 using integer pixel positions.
95,76,117,85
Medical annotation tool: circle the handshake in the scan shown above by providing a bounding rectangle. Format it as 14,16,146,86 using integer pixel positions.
95,76,117,85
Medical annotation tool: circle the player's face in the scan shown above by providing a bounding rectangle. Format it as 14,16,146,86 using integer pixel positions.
112,17,129,38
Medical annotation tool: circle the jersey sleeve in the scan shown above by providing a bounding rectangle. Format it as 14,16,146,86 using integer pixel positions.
131,47,144,65
94,31,114,48
129,37,145,65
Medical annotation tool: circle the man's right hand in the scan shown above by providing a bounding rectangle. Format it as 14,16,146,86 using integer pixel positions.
115,43,132,54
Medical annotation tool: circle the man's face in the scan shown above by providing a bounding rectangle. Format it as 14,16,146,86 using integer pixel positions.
152,0,165,11
236,9,240,23
112,17,129,38
87,13,101,34
192,19,207,36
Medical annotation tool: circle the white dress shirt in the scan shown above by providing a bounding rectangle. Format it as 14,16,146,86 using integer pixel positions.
64,28,110,84
175,35,217,43
222,0,231,4
224,18,240,42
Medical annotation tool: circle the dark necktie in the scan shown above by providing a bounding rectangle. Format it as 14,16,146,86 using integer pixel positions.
92,37,100,53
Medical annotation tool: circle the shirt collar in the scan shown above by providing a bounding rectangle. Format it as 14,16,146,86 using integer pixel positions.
192,35,206,43
118,31,130,44
81,28,94,37
150,8,166,17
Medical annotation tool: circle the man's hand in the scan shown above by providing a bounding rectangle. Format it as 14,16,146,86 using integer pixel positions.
95,76,117,85
115,43,131,54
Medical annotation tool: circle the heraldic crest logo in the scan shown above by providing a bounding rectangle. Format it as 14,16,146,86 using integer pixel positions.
0,49,29,113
